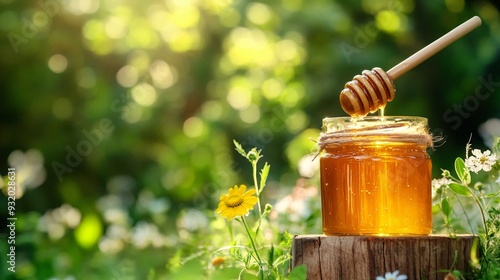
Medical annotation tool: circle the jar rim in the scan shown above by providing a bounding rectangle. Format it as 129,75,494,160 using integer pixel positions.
314,116,433,159
322,116,427,121
322,116,428,134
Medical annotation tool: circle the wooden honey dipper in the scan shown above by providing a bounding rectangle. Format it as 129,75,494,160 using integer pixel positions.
340,16,482,117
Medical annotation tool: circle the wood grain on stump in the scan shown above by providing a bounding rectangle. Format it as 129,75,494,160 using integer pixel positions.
291,234,476,280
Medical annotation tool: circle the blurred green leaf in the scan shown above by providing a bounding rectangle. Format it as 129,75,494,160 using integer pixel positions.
454,157,471,185
493,137,500,155
287,264,307,280
74,213,102,249
268,244,275,267
234,139,247,158
167,259,205,280
208,267,242,280
449,183,471,197
441,198,452,222
260,162,270,192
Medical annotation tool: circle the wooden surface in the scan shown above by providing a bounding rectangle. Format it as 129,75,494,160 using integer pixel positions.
291,234,476,280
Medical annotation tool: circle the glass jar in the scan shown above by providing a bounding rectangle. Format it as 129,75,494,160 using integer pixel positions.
318,116,433,236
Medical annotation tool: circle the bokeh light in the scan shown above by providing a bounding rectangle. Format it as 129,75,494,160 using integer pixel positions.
65,0,100,15
131,83,157,107
226,85,252,110
239,103,261,123
246,3,273,26
149,60,177,89
48,54,68,73
183,117,205,138
116,65,139,88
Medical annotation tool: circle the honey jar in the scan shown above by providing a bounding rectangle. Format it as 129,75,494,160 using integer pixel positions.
318,116,433,235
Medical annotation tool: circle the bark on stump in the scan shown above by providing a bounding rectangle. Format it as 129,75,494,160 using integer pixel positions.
291,234,476,280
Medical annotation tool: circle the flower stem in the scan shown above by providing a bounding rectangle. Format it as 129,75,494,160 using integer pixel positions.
241,216,264,279
228,219,234,241
252,161,262,217
468,189,489,247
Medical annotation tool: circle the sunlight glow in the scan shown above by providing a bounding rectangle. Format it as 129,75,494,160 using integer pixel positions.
280,83,305,108
116,65,139,88
239,104,261,124
276,39,301,63
82,19,113,55
167,5,200,29
201,0,233,14
183,117,204,138
126,20,160,49
65,0,100,15
375,10,404,33
131,83,157,107
128,50,151,72
148,9,170,31
281,0,303,11
286,111,308,133
226,86,252,110
122,103,143,124
218,7,240,27
201,101,223,121
162,29,202,53
246,3,272,25
261,78,283,100
104,16,127,39
225,27,276,68
149,60,177,89
48,54,68,73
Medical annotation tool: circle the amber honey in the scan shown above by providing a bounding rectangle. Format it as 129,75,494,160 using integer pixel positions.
319,117,432,235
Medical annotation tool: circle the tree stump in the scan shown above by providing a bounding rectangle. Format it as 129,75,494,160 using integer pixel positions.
291,234,477,280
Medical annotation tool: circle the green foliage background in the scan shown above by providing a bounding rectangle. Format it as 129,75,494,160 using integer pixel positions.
0,0,499,279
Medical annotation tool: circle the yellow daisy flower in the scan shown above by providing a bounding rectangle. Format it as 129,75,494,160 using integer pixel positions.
215,185,258,220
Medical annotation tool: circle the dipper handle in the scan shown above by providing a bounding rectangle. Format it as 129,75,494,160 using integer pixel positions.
339,16,482,117
387,16,482,80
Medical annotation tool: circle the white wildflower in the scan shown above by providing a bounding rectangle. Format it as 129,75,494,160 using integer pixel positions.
376,270,407,280
431,177,452,198
465,149,497,173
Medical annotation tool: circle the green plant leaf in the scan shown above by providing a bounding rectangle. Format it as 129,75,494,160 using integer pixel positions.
233,140,247,158
241,271,260,280
454,157,471,185
485,191,500,199
287,264,307,280
208,267,243,280
432,204,441,215
470,237,480,268
260,162,270,192
492,137,500,155
449,183,471,196
167,258,205,280
268,244,275,267
441,198,452,219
